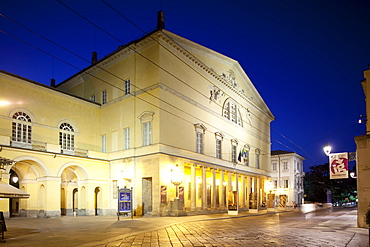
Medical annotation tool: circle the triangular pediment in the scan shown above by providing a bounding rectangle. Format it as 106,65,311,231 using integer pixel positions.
160,30,274,121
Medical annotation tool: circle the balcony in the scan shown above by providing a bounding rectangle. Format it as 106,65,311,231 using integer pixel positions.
0,136,88,158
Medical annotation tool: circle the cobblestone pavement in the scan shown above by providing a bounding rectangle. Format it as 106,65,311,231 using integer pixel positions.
3,208,369,247
83,208,368,247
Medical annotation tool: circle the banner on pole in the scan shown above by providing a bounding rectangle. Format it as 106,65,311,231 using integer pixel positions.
329,152,348,179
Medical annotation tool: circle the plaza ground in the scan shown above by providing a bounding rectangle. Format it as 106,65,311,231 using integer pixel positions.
1,207,368,246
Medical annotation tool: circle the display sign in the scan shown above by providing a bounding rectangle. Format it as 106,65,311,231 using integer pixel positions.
118,188,132,213
329,152,349,179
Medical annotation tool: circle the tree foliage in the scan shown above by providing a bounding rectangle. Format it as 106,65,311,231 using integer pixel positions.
304,163,357,203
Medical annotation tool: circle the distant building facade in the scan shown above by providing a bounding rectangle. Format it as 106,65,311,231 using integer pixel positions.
355,68,370,227
0,12,275,218
270,150,305,207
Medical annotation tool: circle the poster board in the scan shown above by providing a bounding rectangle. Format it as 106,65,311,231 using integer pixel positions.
118,188,132,219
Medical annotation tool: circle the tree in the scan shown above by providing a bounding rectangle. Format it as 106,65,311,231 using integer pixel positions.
304,163,357,204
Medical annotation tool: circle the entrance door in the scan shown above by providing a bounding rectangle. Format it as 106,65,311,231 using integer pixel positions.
142,178,152,215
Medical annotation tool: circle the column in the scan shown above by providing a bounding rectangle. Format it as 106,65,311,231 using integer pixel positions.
228,172,232,192
246,175,250,209
191,164,196,211
256,177,260,210
235,173,239,209
202,166,207,210
241,175,246,208
212,168,217,209
220,170,225,209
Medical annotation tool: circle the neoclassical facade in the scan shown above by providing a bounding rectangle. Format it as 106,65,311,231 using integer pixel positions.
0,12,275,218
270,150,305,207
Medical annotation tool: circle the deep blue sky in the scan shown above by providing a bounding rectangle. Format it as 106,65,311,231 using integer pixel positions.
1,0,369,171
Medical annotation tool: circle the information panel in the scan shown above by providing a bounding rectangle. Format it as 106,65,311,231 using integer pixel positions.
118,188,132,213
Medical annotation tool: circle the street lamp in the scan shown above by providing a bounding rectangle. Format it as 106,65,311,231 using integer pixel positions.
171,164,182,199
323,143,332,156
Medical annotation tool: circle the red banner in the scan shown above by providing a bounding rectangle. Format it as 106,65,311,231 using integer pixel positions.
329,152,348,179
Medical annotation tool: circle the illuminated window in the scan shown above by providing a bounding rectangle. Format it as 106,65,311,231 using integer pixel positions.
59,123,74,151
222,98,242,126
12,112,32,145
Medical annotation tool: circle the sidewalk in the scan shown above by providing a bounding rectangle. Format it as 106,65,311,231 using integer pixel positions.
1,208,368,246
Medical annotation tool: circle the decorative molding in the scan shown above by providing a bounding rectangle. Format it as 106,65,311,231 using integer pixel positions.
138,111,155,123
160,84,270,144
194,123,206,134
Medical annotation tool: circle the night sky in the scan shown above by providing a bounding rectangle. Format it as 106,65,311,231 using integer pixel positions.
1,0,369,171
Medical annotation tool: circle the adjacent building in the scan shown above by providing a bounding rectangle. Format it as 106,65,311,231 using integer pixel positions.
270,150,305,208
355,67,370,227
0,12,275,218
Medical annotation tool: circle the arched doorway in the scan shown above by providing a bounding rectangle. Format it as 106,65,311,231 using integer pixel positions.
59,164,87,216
94,187,101,216
73,188,78,215
9,169,20,217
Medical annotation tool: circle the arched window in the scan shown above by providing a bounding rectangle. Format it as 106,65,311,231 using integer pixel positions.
12,112,32,146
60,123,74,152
222,98,242,126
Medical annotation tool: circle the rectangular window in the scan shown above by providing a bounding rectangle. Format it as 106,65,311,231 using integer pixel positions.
216,139,221,158
124,79,130,95
272,162,277,171
283,161,288,170
102,90,107,104
101,134,106,153
231,145,237,163
113,180,118,199
124,127,130,149
196,132,203,154
90,94,95,102
143,122,152,146
256,154,260,169
284,179,289,188
273,180,277,189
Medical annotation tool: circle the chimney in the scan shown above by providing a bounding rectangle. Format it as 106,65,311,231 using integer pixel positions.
157,11,164,30
92,51,98,64
50,78,56,87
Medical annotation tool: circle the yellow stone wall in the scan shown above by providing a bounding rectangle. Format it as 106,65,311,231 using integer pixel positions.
0,29,274,218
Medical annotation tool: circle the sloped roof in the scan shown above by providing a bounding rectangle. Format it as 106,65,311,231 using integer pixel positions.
0,181,30,198
271,150,295,156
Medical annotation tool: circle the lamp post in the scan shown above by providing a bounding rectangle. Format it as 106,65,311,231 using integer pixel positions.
171,164,182,199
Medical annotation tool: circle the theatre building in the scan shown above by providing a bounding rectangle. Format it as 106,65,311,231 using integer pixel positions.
0,12,275,218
